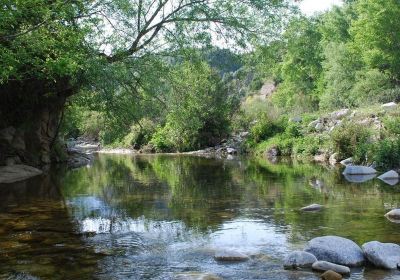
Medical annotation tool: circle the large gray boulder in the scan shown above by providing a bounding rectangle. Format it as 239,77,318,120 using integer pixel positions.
0,164,43,184
343,165,377,175
312,261,350,275
283,251,317,269
362,241,400,269
305,236,365,266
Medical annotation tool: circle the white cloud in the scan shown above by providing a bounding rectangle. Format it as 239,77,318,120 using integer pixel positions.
299,0,343,16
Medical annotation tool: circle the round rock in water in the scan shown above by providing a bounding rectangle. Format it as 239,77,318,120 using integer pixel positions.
283,251,317,269
305,236,365,266
312,261,350,275
214,249,249,262
385,209,400,222
362,241,400,269
300,204,323,212
342,165,377,175
321,270,343,280
378,170,399,180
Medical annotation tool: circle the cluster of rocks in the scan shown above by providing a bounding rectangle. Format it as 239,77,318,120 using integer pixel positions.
307,109,352,133
342,165,400,185
308,103,396,135
284,236,400,279
189,132,249,158
66,138,99,168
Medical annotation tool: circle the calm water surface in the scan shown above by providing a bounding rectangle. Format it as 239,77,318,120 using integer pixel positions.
1,154,400,279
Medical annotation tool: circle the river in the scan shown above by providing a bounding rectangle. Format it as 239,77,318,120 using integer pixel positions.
1,154,400,279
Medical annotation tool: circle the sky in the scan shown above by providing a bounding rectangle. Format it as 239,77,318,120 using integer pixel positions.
299,0,343,16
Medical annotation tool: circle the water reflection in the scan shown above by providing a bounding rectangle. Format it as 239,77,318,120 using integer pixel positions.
0,173,102,280
2,154,400,279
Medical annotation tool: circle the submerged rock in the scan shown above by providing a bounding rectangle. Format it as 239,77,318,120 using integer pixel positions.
343,165,377,175
312,261,350,275
0,164,43,184
214,249,249,262
321,270,343,280
283,251,317,269
301,204,323,212
378,170,399,180
362,241,400,269
305,236,365,267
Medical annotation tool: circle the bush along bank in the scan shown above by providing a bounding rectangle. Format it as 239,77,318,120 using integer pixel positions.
246,103,400,171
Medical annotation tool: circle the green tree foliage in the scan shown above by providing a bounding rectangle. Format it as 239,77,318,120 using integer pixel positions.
272,17,322,111
351,0,400,81
0,0,94,83
151,61,236,151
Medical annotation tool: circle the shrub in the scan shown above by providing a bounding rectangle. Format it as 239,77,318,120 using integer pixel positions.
351,69,391,106
331,122,371,160
121,119,156,148
285,122,303,138
369,139,400,170
384,116,400,136
150,125,174,152
292,136,322,157
249,114,285,144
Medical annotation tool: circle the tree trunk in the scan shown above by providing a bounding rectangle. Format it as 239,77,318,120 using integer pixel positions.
0,78,73,167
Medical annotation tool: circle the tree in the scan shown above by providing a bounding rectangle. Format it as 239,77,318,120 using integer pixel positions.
350,0,400,81
273,16,322,111
0,0,293,166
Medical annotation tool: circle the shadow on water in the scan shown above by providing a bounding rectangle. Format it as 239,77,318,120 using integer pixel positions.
2,154,400,279
0,171,103,280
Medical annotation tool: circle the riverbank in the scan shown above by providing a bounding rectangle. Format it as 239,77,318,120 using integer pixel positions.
249,103,400,172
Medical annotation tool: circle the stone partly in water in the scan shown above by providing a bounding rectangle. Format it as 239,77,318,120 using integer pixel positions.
214,249,249,262
378,170,399,180
283,251,317,269
380,178,399,186
305,236,365,267
342,165,377,175
0,164,43,184
362,241,400,269
300,204,323,212
312,261,350,275
226,148,237,155
321,270,343,280
384,209,400,223
378,170,400,179
343,174,376,183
